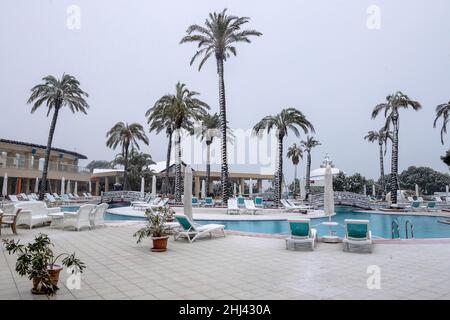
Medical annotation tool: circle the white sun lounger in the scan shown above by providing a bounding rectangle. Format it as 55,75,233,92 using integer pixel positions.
286,218,317,251
131,196,160,209
227,198,241,215
281,199,307,213
244,199,262,215
174,214,225,243
8,195,20,202
287,199,313,210
343,219,373,253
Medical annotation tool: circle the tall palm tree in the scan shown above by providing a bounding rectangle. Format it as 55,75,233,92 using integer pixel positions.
146,103,176,195
196,113,220,197
196,112,234,197
106,122,149,190
364,129,393,197
286,143,303,195
300,136,321,200
253,108,314,206
372,91,422,204
27,74,89,200
434,101,450,145
150,82,209,202
180,9,262,203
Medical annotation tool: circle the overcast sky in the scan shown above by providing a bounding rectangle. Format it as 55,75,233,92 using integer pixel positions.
1,0,450,182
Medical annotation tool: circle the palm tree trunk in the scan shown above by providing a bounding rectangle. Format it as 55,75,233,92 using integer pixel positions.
305,151,312,200
216,58,229,204
391,116,399,204
164,130,173,195
123,146,129,190
379,142,385,198
174,129,182,203
276,136,283,207
39,107,60,200
294,164,298,195
206,140,211,197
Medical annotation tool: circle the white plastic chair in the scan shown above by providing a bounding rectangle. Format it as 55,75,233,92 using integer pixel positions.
63,204,96,231
90,203,109,228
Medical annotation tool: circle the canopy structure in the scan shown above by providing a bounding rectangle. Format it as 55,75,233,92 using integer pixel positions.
310,154,344,187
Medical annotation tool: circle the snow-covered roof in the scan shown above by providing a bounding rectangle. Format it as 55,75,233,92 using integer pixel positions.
92,168,124,174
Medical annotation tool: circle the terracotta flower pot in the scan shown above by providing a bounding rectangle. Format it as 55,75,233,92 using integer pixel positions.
31,265,63,295
151,235,169,252
47,265,63,286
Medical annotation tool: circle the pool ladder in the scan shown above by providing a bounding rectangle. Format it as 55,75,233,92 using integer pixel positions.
391,219,414,239
405,220,414,239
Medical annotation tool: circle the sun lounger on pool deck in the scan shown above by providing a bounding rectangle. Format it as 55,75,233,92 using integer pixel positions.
287,199,313,210
173,214,225,243
343,219,372,253
204,197,215,207
425,201,437,211
131,196,160,209
244,199,262,215
227,199,241,215
8,195,20,202
285,218,317,251
281,199,307,213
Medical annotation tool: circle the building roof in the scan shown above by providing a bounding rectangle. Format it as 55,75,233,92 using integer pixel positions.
0,139,88,160
92,169,124,174
149,161,190,173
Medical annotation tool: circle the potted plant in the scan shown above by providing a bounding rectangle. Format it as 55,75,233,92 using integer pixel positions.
2,233,86,295
134,207,172,252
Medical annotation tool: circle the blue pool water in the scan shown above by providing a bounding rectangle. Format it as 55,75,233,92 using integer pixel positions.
195,207,450,239
71,205,450,239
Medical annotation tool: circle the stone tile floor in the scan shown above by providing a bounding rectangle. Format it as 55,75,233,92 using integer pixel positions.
1,223,450,300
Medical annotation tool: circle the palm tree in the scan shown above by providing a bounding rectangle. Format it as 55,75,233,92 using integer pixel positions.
364,129,393,197
27,74,89,200
180,9,262,203
196,112,234,197
434,101,450,144
300,136,321,200
196,113,220,197
145,103,176,195
253,108,314,206
149,82,209,202
106,122,149,190
372,91,422,204
286,143,303,196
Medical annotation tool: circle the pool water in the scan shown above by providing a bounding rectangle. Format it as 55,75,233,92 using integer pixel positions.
67,205,450,239
196,207,450,239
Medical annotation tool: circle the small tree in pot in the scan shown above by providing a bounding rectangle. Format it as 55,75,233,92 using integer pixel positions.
134,206,172,252
2,233,86,295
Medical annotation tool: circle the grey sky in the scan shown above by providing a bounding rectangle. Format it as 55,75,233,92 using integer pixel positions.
1,0,450,183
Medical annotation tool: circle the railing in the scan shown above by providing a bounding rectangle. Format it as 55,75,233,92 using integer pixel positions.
0,156,90,175
392,219,400,239
310,191,372,209
101,191,147,203
405,220,414,239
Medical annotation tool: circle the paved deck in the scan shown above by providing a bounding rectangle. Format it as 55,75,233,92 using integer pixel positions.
1,223,450,300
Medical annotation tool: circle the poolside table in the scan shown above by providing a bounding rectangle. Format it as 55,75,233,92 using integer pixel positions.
48,212,64,229
321,221,340,243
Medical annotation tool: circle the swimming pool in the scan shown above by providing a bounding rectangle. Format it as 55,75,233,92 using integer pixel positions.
195,207,450,239
100,205,450,239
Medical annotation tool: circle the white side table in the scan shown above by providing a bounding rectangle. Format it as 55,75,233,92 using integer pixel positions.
48,212,64,229
321,221,340,243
